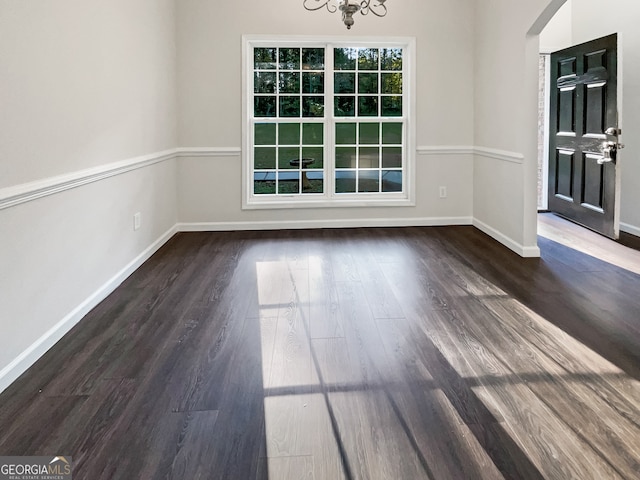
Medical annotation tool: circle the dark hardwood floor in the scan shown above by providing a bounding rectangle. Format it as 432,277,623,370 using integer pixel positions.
1,226,639,479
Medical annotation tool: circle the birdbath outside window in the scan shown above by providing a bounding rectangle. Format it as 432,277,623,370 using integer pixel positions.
289,158,315,190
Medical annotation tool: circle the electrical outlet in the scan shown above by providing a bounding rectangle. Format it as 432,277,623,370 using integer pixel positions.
439,186,447,198
134,212,141,231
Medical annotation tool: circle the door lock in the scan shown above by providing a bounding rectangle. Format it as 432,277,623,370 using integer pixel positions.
598,140,625,164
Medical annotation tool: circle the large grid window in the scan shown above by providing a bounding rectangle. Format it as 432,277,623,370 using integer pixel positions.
244,37,414,208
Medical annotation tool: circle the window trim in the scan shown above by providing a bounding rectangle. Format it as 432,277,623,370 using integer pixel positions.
242,35,416,210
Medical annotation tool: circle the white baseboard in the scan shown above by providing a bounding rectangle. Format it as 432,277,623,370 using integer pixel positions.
620,222,640,238
0,224,178,395
178,216,473,232
183,217,542,258
473,218,541,258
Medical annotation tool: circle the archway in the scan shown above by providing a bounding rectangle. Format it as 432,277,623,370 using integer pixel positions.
523,0,568,250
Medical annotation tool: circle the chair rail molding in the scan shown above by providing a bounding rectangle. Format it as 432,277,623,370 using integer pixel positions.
1,145,527,211
0,149,177,211
474,146,524,164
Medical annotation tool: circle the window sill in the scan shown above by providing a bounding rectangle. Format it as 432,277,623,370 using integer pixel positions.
242,196,415,210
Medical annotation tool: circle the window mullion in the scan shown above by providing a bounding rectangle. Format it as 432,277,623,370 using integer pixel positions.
326,44,336,199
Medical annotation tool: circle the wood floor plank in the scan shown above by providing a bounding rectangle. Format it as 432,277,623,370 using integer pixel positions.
380,258,453,311
344,234,405,320
162,304,250,413
266,265,318,390
379,267,507,427
329,390,430,480
164,239,263,412
312,337,362,387
165,410,220,479
307,392,348,480
0,394,87,455
538,212,640,275
262,455,315,480
425,307,627,480
334,280,389,389
263,394,316,458
429,225,640,378
41,378,137,466
481,297,640,428
174,313,266,480
323,231,360,283
376,318,506,480
46,233,238,397
308,256,344,339
455,297,640,479
1,226,639,479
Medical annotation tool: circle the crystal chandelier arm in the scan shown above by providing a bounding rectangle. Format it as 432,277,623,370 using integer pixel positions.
303,0,338,13
360,0,387,17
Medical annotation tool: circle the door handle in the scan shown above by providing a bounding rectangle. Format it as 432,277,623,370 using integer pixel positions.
598,140,624,164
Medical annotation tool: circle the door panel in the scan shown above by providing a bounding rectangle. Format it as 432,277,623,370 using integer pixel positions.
548,34,620,239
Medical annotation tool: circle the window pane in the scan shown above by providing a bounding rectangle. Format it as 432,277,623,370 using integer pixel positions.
249,40,407,201
382,123,402,144
255,48,277,70
359,147,380,168
278,171,300,194
301,171,323,194
302,72,324,94
302,48,325,70
334,48,357,70
381,73,402,94
279,123,300,145
279,96,300,117
359,123,379,144
358,73,378,94
254,147,276,169
279,48,300,70
334,97,355,117
381,48,403,71
382,147,402,168
255,96,276,117
255,123,276,144
358,170,380,192
302,123,323,145
302,97,325,117
335,147,356,168
358,96,378,116
336,123,356,144
334,73,355,94
279,147,300,169
382,170,403,192
358,48,378,70
279,72,300,94
336,170,356,193
254,172,276,194
302,147,323,168
382,96,402,116
255,72,276,94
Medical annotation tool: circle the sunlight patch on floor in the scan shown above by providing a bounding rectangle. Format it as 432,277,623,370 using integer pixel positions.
538,213,640,276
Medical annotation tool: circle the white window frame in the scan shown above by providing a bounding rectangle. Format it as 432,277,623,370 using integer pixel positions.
242,35,416,210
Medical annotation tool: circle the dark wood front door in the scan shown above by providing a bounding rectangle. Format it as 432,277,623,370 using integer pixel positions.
548,34,621,239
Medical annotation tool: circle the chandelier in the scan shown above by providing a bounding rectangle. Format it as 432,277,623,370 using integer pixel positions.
303,0,388,30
